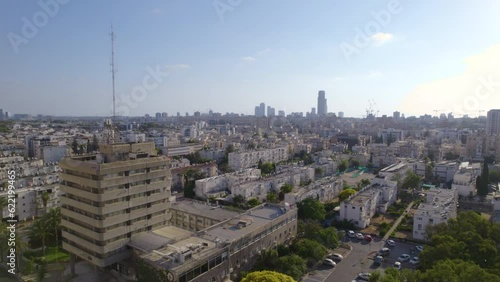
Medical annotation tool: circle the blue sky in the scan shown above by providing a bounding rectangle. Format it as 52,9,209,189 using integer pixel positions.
1,0,500,117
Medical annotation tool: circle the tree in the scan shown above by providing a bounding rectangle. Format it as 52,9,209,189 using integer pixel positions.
339,188,356,201
360,178,371,187
293,239,327,263
0,196,6,220
86,140,92,153
233,194,244,204
402,169,421,190
241,270,295,282
275,255,307,281
29,218,51,255
41,192,50,213
247,198,261,208
92,134,99,151
478,158,489,197
297,198,326,221
71,138,78,154
338,159,348,172
280,183,293,194
266,191,278,203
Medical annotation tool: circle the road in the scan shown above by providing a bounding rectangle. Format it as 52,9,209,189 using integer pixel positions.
302,235,422,282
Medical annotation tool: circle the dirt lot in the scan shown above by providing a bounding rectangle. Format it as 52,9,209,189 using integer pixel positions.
361,214,395,235
340,171,376,187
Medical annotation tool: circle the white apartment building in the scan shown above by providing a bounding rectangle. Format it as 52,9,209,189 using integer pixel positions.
413,188,458,241
285,176,342,205
452,162,480,196
435,161,458,183
124,133,146,143
378,162,408,179
0,185,61,220
195,169,261,198
228,147,289,171
43,145,67,164
339,177,398,228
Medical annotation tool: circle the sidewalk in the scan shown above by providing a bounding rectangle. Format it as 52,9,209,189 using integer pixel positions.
382,201,414,241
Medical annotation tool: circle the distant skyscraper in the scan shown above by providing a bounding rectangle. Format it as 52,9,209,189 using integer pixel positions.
155,112,161,120
311,108,316,116
338,111,344,118
254,106,260,117
486,109,500,135
278,110,285,117
0,109,3,120
260,103,266,117
161,112,168,119
317,90,327,115
393,111,400,119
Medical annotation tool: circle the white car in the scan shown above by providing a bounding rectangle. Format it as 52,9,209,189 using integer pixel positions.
394,261,402,270
328,253,344,261
323,259,336,267
409,257,420,265
386,239,396,247
357,272,371,281
416,245,424,252
348,230,356,238
397,254,411,262
355,233,364,240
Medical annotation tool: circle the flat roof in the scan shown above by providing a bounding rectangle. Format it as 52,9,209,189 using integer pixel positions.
201,205,289,243
170,200,239,222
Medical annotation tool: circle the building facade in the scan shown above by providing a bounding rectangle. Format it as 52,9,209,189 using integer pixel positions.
59,143,172,269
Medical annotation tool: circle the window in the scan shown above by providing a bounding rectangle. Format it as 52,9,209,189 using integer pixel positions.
417,224,422,231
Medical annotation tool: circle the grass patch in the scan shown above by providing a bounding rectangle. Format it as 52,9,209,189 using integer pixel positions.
24,247,69,264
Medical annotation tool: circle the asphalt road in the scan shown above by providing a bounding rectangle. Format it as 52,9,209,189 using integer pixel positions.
316,235,422,282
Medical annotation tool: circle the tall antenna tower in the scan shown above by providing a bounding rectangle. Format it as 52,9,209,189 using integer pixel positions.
110,25,116,125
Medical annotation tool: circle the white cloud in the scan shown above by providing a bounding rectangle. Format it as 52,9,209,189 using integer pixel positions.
165,64,191,70
151,8,162,15
241,56,256,62
371,32,393,46
398,44,500,117
367,71,382,78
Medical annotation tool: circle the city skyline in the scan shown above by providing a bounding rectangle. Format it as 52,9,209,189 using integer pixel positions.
2,1,500,117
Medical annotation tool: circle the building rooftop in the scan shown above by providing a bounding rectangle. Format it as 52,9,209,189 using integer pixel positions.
170,200,239,222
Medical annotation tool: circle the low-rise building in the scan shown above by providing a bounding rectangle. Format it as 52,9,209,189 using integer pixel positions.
413,188,458,241
169,200,240,232
339,177,398,228
228,147,288,171
452,162,480,197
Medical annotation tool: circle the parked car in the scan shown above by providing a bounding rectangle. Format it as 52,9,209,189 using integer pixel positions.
394,261,402,270
374,255,384,266
323,259,336,267
397,254,411,262
377,248,391,256
355,233,364,240
348,230,356,238
409,257,420,265
357,272,371,281
386,239,396,247
416,245,424,252
364,235,372,242
328,253,344,261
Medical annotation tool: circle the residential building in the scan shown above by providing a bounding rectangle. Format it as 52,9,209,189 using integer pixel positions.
0,185,61,220
339,177,398,228
228,147,289,171
413,188,458,241
452,162,480,196
169,200,239,232
486,109,500,135
59,142,172,270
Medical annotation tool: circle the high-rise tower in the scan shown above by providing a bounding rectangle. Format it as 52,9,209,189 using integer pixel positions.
487,109,500,135
317,90,327,115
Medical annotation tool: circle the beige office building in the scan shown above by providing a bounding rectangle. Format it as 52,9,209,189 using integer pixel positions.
59,143,172,271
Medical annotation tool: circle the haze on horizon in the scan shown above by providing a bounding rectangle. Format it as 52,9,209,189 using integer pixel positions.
1,0,500,118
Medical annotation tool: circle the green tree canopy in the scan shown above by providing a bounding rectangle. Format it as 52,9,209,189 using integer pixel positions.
297,198,326,221
292,239,327,262
339,188,357,201
338,159,348,172
247,198,261,208
402,169,421,189
241,270,296,282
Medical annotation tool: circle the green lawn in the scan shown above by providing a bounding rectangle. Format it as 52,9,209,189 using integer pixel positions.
24,247,69,264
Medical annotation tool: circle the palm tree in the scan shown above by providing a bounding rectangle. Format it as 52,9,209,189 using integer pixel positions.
0,196,7,220
41,192,50,214
45,208,61,262
14,232,27,272
0,222,8,263
29,219,51,256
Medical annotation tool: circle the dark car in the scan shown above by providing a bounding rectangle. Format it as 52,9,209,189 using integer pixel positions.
374,255,384,266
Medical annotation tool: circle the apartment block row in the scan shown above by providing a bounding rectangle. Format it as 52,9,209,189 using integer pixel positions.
228,147,289,171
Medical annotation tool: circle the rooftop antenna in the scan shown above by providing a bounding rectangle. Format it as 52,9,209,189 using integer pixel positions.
108,25,119,144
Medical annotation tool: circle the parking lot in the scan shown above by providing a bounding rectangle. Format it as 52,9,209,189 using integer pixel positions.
314,233,423,282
